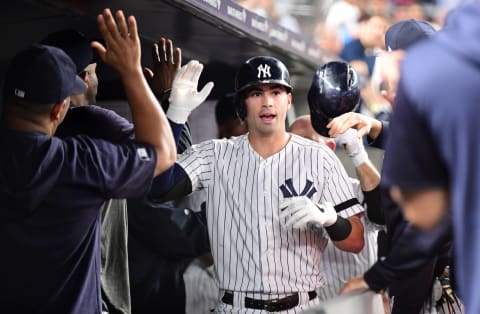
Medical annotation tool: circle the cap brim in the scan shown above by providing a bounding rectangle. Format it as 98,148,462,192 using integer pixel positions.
71,75,88,95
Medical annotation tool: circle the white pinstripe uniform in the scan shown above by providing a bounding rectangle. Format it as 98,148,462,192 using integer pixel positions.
317,178,382,301
176,133,364,313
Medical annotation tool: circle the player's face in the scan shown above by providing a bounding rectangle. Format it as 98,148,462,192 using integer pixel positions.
83,63,98,105
244,84,291,136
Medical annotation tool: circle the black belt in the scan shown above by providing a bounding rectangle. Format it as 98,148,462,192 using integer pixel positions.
221,290,317,312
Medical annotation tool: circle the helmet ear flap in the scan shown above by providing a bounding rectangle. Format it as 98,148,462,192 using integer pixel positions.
234,93,246,121
347,64,358,89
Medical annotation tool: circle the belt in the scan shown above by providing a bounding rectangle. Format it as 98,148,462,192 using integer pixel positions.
221,290,317,312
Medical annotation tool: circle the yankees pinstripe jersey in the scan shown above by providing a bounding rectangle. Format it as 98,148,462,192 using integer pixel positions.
176,133,364,295
318,179,382,300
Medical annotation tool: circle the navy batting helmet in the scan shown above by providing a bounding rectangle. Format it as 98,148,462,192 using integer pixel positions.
308,61,360,137
234,56,292,120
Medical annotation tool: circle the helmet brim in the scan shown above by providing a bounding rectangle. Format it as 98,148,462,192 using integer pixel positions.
311,113,331,138
236,80,292,94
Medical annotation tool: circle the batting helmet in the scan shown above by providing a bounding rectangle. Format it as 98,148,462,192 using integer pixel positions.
234,56,292,120
308,61,360,137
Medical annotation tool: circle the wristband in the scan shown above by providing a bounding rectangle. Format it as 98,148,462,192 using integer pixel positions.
351,149,368,167
325,215,352,241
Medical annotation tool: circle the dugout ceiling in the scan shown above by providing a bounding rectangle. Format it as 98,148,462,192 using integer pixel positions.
0,0,339,104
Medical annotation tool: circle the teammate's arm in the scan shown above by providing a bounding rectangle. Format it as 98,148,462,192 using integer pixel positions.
336,128,383,224
148,59,214,201
91,9,176,176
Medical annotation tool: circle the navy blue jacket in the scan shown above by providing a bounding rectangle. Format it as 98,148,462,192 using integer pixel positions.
364,121,453,291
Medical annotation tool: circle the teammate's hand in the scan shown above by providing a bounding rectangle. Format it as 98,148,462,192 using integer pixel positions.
144,37,181,102
167,60,214,124
280,196,337,229
91,9,141,78
339,275,370,294
335,128,368,167
327,112,382,141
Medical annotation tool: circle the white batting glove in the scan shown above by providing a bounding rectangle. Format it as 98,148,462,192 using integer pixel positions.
335,128,368,167
280,196,338,229
167,60,214,124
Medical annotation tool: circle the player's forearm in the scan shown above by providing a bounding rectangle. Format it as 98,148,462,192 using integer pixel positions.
355,161,383,224
332,215,364,253
122,70,176,176
355,160,380,191
364,213,452,291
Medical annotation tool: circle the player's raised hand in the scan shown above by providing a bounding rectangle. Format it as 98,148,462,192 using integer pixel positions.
144,37,182,100
167,60,214,124
280,196,337,229
91,9,141,77
335,128,368,167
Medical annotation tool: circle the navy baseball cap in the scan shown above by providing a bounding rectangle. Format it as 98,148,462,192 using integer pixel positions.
385,19,436,51
3,44,87,104
41,29,96,73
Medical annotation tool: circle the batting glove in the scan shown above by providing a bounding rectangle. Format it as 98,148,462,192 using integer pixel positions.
335,128,368,167
280,196,337,229
167,60,214,124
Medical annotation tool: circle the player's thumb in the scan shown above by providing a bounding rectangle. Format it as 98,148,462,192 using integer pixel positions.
196,81,214,104
143,67,154,80
90,41,106,62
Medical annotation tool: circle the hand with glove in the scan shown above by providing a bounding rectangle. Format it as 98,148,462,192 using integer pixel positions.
280,196,338,230
167,60,214,124
335,128,368,167
280,196,353,241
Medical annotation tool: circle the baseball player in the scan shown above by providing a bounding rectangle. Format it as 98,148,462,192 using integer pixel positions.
0,9,176,314
150,55,366,313
290,61,384,301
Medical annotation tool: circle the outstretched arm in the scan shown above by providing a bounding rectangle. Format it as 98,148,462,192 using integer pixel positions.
335,128,383,224
91,9,175,176
149,60,214,201
341,212,452,294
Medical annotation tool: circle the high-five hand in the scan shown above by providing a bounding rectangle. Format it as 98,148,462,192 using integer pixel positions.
167,60,214,124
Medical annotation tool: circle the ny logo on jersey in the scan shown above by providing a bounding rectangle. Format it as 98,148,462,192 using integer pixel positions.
257,64,271,79
280,178,317,198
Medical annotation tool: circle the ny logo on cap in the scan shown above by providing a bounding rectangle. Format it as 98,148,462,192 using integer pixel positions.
257,64,271,79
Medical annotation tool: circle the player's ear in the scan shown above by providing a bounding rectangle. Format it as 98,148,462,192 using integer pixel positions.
286,92,292,110
50,98,69,122
78,70,88,82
